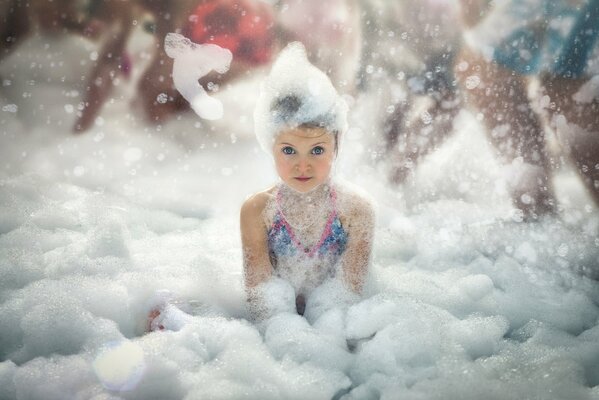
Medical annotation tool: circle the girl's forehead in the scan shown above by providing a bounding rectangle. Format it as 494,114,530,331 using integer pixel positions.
276,127,334,143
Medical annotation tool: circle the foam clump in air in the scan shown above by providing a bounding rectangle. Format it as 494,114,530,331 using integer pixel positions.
253,42,348,153
165,33,232,120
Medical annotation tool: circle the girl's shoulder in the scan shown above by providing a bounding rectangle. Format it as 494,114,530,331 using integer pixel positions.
334,181,376,221
240,186,276,220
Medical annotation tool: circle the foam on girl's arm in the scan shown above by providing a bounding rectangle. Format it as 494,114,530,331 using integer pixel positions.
338,194,375,295
247,277,297,322
240,193,272,288
241,192,294,321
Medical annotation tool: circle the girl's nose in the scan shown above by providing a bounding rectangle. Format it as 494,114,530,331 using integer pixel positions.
295,157,311,173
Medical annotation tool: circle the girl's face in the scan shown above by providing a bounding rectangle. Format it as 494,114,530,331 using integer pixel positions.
273,127,336,193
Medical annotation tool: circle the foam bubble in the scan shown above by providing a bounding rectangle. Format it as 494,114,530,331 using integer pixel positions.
93,340,146,391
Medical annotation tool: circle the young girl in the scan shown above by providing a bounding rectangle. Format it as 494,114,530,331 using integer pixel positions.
241,42,375,320
147,42,374,331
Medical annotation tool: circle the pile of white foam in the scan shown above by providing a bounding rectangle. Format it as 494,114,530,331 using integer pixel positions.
1,31,598,400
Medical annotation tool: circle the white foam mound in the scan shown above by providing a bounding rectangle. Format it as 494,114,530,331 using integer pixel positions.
1,27,599,400
253,42,348,152
165,33,232,120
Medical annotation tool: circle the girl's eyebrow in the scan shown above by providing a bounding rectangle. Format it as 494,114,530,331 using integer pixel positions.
278,141,328,146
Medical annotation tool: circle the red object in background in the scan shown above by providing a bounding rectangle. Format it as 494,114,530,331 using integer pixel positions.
185,0,275,65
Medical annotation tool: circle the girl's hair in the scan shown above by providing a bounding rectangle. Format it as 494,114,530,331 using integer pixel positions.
271,94,341,134
271,94,340,153
254,42,347,153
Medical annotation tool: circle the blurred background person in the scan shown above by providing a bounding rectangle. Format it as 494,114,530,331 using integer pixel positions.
0,0,99,63
354,0,464,185
455,0,599,219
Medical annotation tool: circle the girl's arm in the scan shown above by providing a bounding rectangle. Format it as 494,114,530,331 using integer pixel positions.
339,196,375,294
242,193,299,319
240,194,272,289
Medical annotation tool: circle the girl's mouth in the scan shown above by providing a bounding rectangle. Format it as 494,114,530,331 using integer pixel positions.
295,177,311,182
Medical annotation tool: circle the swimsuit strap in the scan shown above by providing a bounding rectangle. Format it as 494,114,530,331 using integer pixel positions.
274,186,338,258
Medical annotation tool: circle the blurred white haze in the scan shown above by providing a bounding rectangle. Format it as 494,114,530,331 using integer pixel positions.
1,3,599,400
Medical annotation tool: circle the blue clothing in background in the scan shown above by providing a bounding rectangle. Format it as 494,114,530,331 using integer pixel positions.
491,0,599,77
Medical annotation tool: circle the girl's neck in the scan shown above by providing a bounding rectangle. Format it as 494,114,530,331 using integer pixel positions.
277,179,332,203
276,179,334,231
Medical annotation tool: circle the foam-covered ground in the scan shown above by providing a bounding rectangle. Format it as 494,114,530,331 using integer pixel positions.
1,33,598,400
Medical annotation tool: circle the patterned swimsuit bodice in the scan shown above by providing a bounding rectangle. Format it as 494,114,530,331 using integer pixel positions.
267,186,348,294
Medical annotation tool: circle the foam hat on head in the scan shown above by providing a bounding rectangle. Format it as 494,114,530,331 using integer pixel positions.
253,42,348,153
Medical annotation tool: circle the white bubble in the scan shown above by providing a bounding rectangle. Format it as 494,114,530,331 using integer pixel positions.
64,104,74,113
420,111,432,125
206,82,219,91
2,104,18,113
93,341,146,392
93,132,105,142
457,61,469,72
520,193,533,205
156,93,168,104
557,243,568,257
465,75,481,90
90,51,99,61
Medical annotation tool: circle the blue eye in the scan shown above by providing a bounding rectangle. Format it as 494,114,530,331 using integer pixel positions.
311,146,325,155
282,146,295,155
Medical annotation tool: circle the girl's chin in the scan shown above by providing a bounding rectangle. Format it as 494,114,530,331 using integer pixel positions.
285,180,323,193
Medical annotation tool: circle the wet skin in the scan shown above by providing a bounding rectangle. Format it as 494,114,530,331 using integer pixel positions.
272,127,336,193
